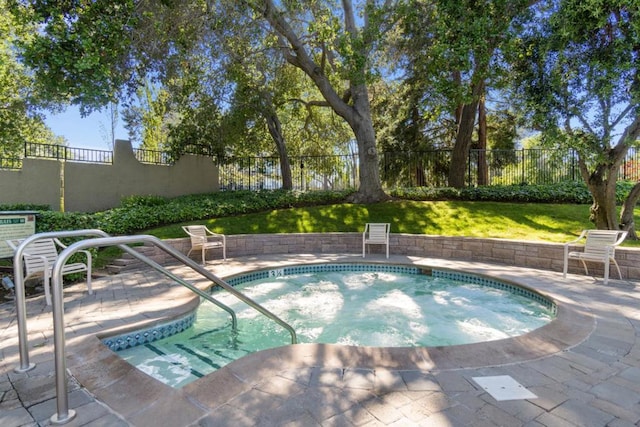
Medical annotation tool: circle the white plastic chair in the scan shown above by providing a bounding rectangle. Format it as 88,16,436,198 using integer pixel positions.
6,238,92,306
563,229,627,284
362,223,390,258
182,225,226,264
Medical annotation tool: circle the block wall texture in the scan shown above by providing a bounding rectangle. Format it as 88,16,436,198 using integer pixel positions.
129,233,640,280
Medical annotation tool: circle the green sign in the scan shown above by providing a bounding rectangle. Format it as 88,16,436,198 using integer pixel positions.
0,212,37,258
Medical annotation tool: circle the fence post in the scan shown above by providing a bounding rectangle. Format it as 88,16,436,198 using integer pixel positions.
467,152,471,187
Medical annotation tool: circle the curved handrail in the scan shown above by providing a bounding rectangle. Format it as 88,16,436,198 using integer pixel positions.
11,229,237,373
11,229,111,373
102,246,238,328
48,234,297,423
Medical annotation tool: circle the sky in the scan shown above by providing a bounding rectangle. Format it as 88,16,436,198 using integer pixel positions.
44,106,130,151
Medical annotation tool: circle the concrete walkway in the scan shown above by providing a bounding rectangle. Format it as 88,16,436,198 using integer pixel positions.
1,254,640,426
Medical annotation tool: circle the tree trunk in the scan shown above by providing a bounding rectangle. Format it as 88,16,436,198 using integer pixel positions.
579,154,621,230
265,109,293,190
476,93,488,186
347,84,388,203
448,80,485,188
449,101,479,188
587,180,619,229
620,182,640,240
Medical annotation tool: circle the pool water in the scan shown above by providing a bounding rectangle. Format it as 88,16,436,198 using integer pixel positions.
116,270,554,387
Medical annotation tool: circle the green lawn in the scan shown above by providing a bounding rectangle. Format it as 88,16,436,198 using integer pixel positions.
143,200,640,246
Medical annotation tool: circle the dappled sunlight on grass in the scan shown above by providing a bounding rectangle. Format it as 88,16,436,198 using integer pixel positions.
143,201,640,246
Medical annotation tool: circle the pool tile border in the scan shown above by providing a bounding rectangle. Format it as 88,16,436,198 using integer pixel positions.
433,269,557,314
104,263,557,354
102,312,197,352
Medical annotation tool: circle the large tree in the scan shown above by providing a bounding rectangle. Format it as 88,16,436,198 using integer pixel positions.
397,0,533,188
232,0,390,202
511,0,640,235
13,0,391,202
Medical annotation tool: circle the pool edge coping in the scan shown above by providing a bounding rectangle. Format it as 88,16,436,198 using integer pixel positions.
65,255,595,418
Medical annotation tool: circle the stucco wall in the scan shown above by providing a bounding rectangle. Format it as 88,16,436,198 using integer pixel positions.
0,158,62,209
125,233,640,280
0,140,218,212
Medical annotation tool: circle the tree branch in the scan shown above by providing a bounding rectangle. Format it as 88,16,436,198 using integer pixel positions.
616,114,640,148
255,0,353,119
288,98,331,108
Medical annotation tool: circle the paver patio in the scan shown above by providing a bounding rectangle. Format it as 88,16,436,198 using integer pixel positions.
1,253,639,426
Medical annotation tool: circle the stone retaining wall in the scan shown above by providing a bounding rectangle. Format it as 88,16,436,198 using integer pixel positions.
125,233,640,280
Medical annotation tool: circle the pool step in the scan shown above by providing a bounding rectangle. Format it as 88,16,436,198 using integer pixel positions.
120,337,248,388
105,244,159,274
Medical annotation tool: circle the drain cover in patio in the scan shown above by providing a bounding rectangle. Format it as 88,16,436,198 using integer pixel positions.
472,375,537,401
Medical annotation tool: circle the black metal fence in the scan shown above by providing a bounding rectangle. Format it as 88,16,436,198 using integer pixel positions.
24,142,113,164
4,143,640,190
218,154,359,191
381,149,582,187
0,143,180,168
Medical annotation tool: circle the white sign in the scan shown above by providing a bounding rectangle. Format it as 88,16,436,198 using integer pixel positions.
0,213,37,258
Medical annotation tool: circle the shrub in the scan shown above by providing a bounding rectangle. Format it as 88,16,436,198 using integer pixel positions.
390,181,612,204
0,203,50,211
36,211,98,233
21,182,638,237
120,195,168,208
33,189,355,236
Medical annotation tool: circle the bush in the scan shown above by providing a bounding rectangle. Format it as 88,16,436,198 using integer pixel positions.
22,182,638,237
32,189,355,236
389,181,626,204
120,195,168,208
36,211,98,233
0,203,50,211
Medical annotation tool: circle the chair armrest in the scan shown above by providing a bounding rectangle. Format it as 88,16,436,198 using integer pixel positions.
53,238,68,249
78,249,92,266
5,239,19,251
613,231,628,246
204,227,225,238
564,230,588,247
53,238,92,266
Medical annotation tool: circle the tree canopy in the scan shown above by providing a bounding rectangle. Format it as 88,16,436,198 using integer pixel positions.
0,0,63,156
6,0,640,233
510,0,640,232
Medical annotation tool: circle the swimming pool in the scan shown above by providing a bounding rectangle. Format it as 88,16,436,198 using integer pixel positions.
105,264,555,387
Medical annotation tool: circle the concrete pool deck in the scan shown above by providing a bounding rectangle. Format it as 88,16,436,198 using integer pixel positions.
1,253,640,426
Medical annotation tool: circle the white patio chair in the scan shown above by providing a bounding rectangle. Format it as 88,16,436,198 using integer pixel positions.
6,238,92,306
563,229,627,284
182,225,226,264
362,223,390,258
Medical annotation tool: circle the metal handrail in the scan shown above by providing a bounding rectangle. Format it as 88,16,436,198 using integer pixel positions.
10,229,237,374
11,230,112,373
49,234,297,424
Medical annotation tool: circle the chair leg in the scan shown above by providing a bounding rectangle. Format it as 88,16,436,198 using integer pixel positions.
201,247,206,265
580,260,589,275
86,271,92,295
604,257,610,285
44,274,52,306
612,258,623,280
